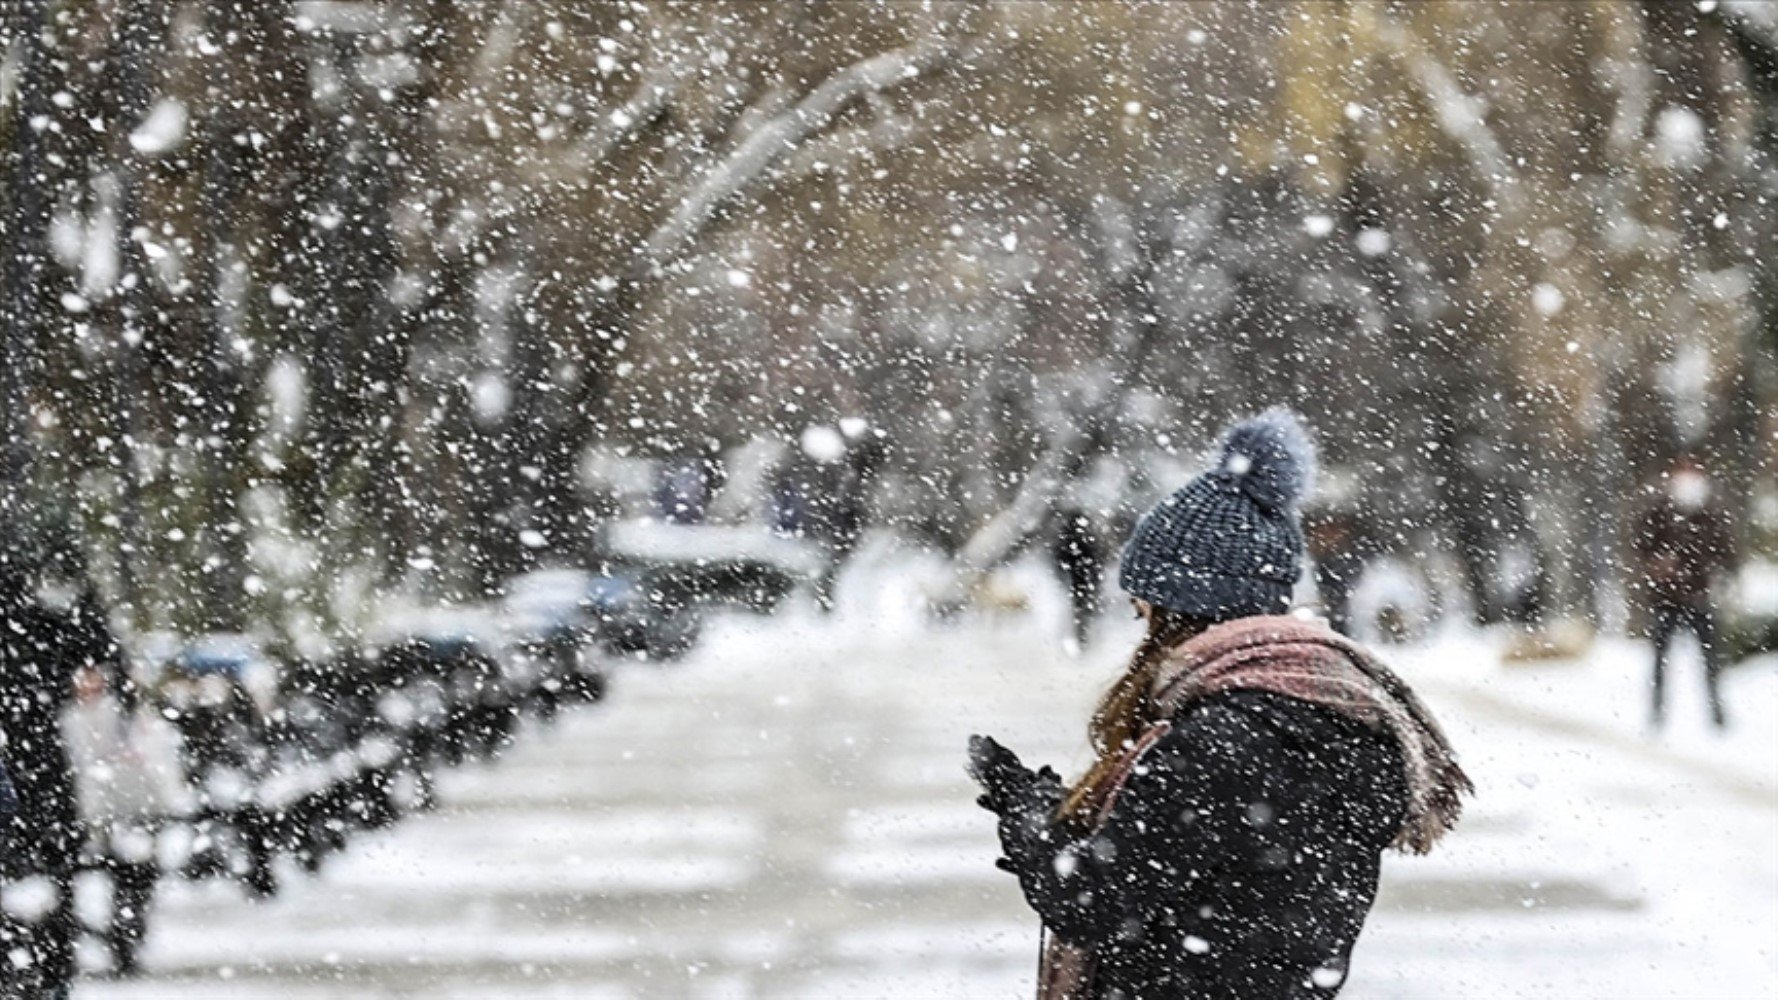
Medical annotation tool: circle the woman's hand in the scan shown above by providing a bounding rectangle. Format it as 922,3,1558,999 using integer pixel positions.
969,735,1067,871
966,734,1029,810
968,734,1064,812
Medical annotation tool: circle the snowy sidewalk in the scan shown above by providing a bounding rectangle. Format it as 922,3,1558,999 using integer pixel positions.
1355,632,1778,998
84,602,1777,999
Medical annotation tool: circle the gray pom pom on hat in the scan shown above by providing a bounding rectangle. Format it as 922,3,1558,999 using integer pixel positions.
1119,407,1317,620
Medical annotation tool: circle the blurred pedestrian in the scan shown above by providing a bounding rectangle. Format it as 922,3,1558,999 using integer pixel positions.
0,561,83,999
1632,456,1736,730
1050,507,1105,652
1303,488,1365,637
774,422,885,612
1497,538,1551,629
64,662,183,977
968,410,1470,1000
829,420,887,594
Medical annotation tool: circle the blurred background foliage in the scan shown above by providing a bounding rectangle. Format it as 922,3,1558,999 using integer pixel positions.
1,0,1773,637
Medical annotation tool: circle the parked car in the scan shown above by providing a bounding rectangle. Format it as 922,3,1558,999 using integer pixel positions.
504,569,606,705
155,635,277,791
373,623,514,765
602,518,823,613
582,569,700,662
506,564,699,663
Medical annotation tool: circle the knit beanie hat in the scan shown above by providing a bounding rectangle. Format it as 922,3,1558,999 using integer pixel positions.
1119,408,1316,621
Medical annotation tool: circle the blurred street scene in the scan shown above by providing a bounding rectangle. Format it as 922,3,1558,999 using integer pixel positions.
70,558,1778,999
3,2,1776,997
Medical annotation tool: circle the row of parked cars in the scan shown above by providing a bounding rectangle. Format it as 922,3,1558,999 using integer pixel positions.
40,536,820,979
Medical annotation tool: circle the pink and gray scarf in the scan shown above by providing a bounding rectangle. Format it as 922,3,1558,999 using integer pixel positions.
1038,615,1472,1000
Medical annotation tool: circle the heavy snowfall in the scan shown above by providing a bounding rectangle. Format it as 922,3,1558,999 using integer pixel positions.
2,2,1776,999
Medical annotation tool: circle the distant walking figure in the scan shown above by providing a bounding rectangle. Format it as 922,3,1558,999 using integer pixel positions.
969,410,1471,1000
1051,507,1106,652
1632,457,1736,730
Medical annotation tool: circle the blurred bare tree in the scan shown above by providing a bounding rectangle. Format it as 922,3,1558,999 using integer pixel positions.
2,0,1772,635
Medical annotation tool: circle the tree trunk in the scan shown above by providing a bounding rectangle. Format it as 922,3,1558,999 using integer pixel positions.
0,0,55,534
105,0,168,628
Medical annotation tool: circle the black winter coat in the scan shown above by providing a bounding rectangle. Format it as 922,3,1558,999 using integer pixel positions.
1006,690,1408,1000
1,599,107,876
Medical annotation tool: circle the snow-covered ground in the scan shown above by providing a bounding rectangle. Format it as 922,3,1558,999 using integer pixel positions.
82,553,1778,998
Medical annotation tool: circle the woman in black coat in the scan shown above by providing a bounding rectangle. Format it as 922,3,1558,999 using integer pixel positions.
970,411,1470,1000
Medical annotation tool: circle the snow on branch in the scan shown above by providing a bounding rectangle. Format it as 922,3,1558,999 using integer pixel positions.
1373,17,1522,217
637,9,981,272
561,7,692,177
1720,1,1778,102
1723,0,1778,41
774,108,929,187
926,424,1082,615
563,65,681,174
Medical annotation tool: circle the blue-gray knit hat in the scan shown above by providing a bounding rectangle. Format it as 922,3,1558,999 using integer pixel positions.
1119,408,1316,621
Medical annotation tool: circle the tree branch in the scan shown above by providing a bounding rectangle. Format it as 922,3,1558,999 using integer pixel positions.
772,106,928,186
562,64,681,174
637,11,980,273
1720,1,1778,104
1373,16,1522,219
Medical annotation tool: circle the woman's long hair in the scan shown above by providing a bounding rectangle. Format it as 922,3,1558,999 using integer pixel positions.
1057,606,1212,823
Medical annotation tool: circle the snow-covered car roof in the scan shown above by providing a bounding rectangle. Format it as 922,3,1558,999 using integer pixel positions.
604,519,826,577
369,604,501,649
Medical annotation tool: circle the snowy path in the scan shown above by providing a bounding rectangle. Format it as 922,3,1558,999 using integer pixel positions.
1354,635,1778,999
84,605,1777,999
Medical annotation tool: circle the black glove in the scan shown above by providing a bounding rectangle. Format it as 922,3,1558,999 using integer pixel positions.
968,734,1066,812
969,735,1066,872
1030,764,1064,811
967,734,1032,811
